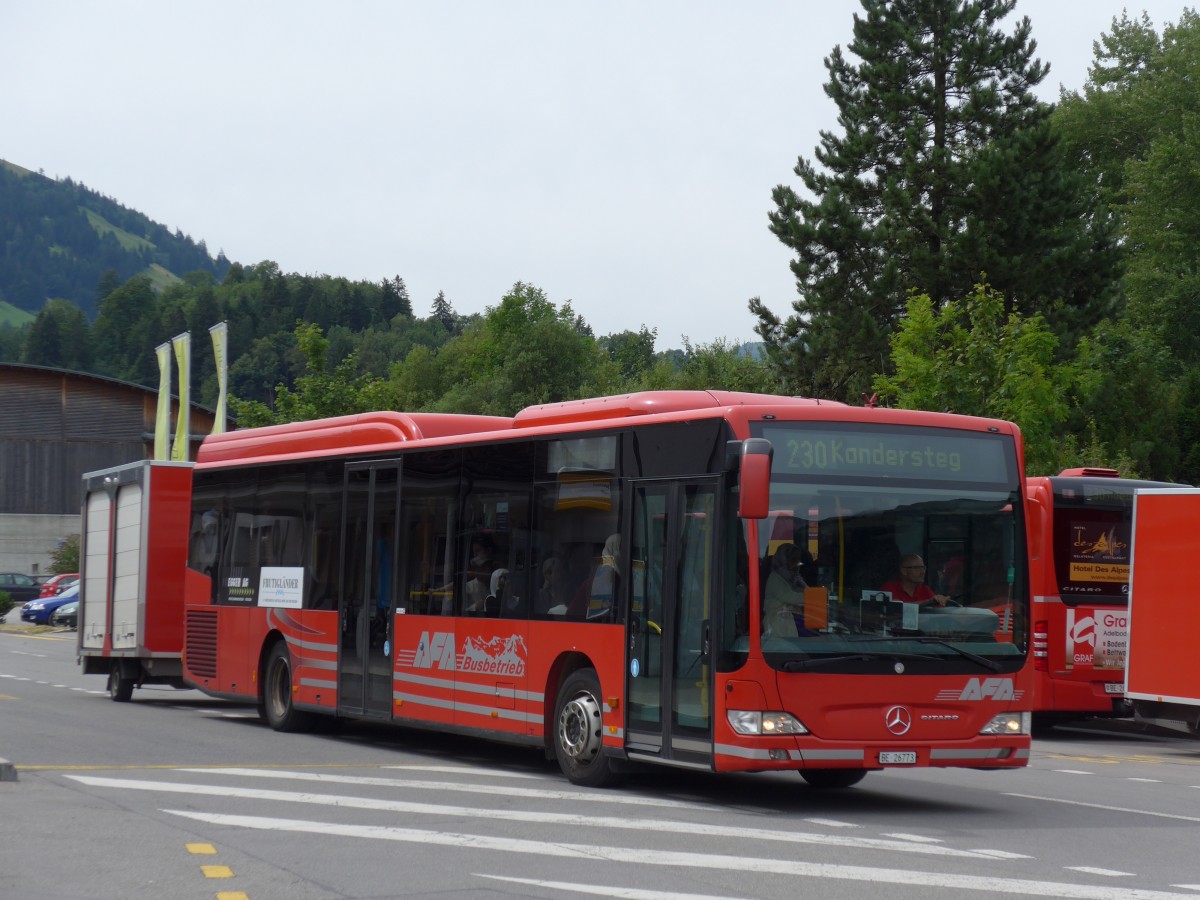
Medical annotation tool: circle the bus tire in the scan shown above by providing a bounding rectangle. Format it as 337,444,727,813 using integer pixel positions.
553,668,619,788
261,642,312,733
107,664,134,703
800,768,868,789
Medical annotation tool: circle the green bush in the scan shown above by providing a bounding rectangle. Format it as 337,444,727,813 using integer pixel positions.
0,591,13,619
50,534,80,574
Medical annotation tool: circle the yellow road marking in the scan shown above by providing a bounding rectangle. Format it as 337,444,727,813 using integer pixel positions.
186,843,217,855
216,894,249,900
201,865,234,878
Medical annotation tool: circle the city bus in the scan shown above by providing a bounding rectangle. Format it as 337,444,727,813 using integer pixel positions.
1026,468,1185,724
180,390,1032,787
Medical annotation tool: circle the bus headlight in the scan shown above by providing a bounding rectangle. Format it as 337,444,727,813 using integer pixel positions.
979,711,1030,735
727,710,809,735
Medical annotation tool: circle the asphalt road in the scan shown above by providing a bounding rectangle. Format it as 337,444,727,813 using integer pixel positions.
3,625,1200,900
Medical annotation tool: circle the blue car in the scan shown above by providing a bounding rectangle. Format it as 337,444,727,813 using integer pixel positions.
21,584,79,625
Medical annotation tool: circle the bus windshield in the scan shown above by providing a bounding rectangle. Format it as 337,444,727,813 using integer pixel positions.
751,422,1027,672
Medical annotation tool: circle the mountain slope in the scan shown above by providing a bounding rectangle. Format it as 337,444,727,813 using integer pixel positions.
0,159,230,318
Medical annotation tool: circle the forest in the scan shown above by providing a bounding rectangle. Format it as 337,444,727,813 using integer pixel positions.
1,4,1197,482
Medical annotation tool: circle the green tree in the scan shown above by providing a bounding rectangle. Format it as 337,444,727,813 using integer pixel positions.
600,327,658,382
430,290,456,334
872,284,1074,475
439,283,606,415
23,299,92,371
379,275,412,321
634,341,778,395
753,0,1116,402
231,322,393,426
49,534,80,574
90,276,161,383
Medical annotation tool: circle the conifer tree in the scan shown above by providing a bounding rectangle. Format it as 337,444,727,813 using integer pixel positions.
752,0,1117,401
431,290,456,333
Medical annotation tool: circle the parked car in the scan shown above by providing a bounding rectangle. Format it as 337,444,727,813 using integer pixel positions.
38,573,79,598
0,573,43,604
49,600,78,629
21,584,79,625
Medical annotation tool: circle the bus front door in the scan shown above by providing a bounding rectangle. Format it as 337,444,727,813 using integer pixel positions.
339,462,399,717
626,480,716,769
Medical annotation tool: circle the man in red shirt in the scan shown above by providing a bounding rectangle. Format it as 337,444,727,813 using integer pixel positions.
881,554,950,606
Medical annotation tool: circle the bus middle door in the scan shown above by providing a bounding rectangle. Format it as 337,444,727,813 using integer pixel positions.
339,462,400,718
626,479,717,770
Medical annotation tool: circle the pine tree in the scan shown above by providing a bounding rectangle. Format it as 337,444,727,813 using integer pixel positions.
379,275,412,321
431,290,456,334
752,0,1118,401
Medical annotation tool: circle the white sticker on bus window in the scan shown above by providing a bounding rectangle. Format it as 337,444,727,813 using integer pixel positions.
258,566,304,609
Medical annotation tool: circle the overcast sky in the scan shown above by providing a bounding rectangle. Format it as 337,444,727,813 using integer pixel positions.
3,2,1191,347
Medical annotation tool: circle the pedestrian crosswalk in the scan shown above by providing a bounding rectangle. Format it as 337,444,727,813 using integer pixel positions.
62,765,1197,899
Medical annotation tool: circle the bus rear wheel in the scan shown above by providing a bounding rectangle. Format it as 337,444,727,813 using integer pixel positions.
553,669,619,787
261,642,313,733
800,768,868,789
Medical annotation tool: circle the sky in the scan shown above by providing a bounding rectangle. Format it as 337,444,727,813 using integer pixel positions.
2,1,1191,348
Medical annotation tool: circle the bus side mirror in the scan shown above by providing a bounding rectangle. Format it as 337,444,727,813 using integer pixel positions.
737,438,772,520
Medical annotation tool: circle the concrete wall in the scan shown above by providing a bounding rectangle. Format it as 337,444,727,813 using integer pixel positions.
0,514,80,576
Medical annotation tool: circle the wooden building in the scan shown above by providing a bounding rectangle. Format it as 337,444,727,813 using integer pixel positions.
0,363,227,574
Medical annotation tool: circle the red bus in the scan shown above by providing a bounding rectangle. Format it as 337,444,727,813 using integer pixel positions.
1026,468,1185,724
181,390,1032,787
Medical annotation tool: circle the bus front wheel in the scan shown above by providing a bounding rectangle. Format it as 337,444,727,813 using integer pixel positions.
553,669,619,788
261,642,312,733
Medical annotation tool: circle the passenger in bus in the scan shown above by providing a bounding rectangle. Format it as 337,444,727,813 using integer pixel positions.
566,533,620,619
190,509,221,577
538,556,565,614
880,554,951,606
484,568,509,616
763,543,808,638
588,533,620,618
464,535,496,613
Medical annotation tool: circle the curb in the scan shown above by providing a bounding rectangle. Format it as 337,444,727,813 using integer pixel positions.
0,758,16,782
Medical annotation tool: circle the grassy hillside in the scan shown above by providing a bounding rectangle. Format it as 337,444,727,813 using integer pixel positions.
0,300,35,328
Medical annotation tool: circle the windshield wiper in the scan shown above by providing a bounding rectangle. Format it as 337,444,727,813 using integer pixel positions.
780,648,962,672
847,636,1003,672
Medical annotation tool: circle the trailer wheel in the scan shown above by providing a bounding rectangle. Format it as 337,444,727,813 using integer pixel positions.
800,768,868,789
261,642,312,732
107,664,134,703
552,668,619,787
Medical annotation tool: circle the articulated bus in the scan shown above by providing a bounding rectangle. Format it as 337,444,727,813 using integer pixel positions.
180,390,1032,787
1026,468,1185,724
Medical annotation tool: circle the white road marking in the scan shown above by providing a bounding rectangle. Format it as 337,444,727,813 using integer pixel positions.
1128,778,1161,783
478,874,749,899
884,833,943,843
1007,793,1200,823
174,766,714,810
162,810,1200,899
1052,770,1095,775
804,818,858,828
386,764,543,779
1067,868,1135,877
66,775,1011,859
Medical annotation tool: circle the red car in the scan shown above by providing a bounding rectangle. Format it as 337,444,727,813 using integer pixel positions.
38,573,78,598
